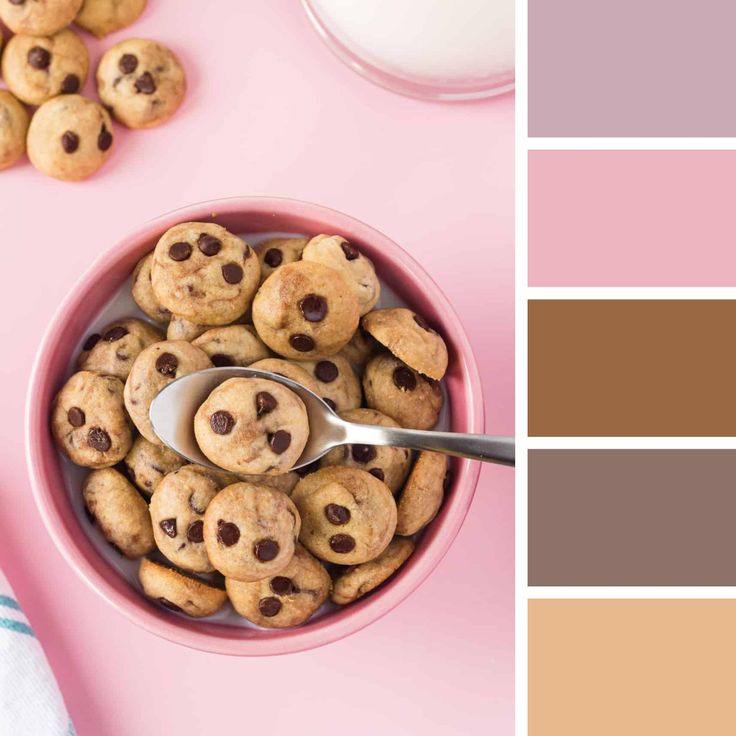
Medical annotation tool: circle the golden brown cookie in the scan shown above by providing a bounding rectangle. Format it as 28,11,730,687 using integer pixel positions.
123,435,185,496
338,328,378,371
0,0,83,35
75,0,146,38
396,452,449,535
131,252,171,324
0,90,30,170
248,358,320,396
295,354,361,413
253,236,307,283
191,325,270,367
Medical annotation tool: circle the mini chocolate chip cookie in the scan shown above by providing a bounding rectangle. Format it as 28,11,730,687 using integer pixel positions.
226,544,330,628
151,222,259,326
131,252,171,323
96,38,186,128
191,325,270,367
362,307,448,380
1,28,89,106
75,0,147,38
138,558,227,618
0,0,83,35
296,354,361,413
194,377,309,475
202,482,301,582
396,452,449,536
320,408,411,494
362,353,443,430
248,358,320,396
51,370,132,468
165,316,210,342
187,463,241,490
77,318,163,380
331,537,415,605
237,472,300,496
27,94,114,181
291,466,397,565
254,236,308,283
302,235,380,316
82,467,155,558
0,90,30,170
338,328,378,372
252,261,360,360
124,340,211,443
149,465,218,573
123,435,185,496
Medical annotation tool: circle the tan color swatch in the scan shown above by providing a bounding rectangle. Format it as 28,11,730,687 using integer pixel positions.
529,599,736,736
529,300,736,436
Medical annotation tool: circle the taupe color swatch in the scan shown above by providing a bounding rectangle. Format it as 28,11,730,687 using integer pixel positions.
530,600,736,736
529,450,736,586
529,301,736,436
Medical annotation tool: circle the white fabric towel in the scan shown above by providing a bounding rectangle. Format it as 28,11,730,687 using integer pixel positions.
0,570,74,736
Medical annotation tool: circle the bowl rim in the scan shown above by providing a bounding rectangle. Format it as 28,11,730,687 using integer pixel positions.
25,196,485,656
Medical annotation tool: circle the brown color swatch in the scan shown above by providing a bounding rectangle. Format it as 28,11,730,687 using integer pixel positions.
529,450,736,586
529,600,736,736
528,300,736,436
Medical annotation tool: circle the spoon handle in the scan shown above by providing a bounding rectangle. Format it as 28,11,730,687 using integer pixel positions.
342,424,515,467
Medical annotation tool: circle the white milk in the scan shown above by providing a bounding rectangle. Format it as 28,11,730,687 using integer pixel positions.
309,0,514,83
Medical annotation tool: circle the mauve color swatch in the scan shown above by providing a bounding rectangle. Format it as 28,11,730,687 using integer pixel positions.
529,300,736,436
529,450,736,585
529,151,736,286
529,600,736,735
529,0,736,136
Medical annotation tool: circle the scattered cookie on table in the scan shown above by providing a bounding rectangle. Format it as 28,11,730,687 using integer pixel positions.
395,452,449,536
75,0,146,38
203,482,301,582
191,325,270,367
0,0,83,36
27,94,114,181
96,37,186,128
194,377,309,475
123,435,185,496
253,236,308,283
0,90,30,170
1,28,89,106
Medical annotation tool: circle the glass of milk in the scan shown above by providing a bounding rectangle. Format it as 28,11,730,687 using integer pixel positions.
302,0,514,101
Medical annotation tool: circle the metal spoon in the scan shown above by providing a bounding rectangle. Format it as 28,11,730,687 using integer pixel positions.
149,367,515,471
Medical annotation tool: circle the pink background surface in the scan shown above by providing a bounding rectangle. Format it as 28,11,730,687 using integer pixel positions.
529,150,736,286
0,3,514,735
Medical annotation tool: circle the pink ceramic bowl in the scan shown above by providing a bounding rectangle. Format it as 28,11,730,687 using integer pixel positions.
25,197,484,656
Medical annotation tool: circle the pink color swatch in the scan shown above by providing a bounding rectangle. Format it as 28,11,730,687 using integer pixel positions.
529,150,736,286
0,1,513,733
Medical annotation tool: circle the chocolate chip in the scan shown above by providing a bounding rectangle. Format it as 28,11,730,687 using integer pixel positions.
187,520,204,543
268,430,291,454
217,520,240,546
254,538,280,562
298,294,327,322
158,597,183,612
135,71,156,94
98,125,113,151
393,366,417,391
61,74,79,94
351,444,377,463
118,53,138,74
256,391,277,418
61,131,79,153
83,333,100,351
324,503,351,525
87,427,111,452
27,47,50,70
103,325,128,342
341,241,360,260
413,314,435,333
258,597,282,617
168,242,192,261
329,534,356,553
314,360,338,383
323,397,337,411
289,334,315,352
67,407,85,427
210,410,235,435
197,233,222,256
211,353,234,367
221,263,243,284
369,468,385,482
159,518,177,538
155,352,178,377
270,576,296,596
264,248,282,267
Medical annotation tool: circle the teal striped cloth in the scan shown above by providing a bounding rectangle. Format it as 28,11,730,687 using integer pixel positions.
0,571,74,736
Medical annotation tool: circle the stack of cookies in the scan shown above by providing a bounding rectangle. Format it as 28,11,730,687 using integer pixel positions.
50,220,452,628
0,0,186,179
